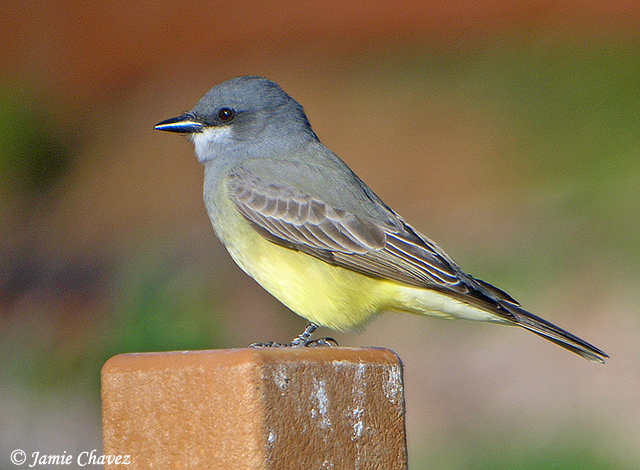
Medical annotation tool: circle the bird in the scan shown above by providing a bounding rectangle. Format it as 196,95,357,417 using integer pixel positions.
154,75,607,363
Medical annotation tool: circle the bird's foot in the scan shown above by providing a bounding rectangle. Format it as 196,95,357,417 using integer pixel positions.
249,323,339,348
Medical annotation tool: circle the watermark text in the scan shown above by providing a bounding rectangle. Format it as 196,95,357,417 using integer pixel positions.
10,449,131,467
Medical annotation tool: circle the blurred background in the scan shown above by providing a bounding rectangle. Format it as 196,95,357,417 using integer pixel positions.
1,1,639,468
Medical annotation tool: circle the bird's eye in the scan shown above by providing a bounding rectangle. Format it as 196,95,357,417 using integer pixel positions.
218,108,235,122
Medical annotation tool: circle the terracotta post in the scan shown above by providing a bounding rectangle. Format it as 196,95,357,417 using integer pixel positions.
102,347,407,469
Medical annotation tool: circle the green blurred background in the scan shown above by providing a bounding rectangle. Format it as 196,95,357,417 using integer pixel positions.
1,1,639,468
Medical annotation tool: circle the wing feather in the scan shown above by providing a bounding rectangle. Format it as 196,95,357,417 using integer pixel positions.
228,169,466,290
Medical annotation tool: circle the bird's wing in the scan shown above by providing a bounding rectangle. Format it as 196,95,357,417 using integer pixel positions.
228,169,608,363
228,169,470,294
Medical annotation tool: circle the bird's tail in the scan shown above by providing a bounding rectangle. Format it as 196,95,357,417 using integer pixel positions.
503,302,608,363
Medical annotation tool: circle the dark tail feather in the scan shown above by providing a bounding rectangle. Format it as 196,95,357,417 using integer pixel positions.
504,302,608,363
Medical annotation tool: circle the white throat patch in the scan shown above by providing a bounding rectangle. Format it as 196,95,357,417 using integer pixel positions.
191,127,233,163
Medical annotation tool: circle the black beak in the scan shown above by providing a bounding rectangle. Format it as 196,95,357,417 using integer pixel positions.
154,114,204,134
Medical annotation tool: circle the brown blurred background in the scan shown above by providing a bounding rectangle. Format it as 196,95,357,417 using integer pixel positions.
2,1,640,468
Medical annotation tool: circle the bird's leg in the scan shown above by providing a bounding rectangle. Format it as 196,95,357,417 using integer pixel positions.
290,323,339,347
249,323,339,348
290,322,318,346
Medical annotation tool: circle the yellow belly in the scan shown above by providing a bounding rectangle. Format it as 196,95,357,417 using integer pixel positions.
207,184,505,330
223,216,398,330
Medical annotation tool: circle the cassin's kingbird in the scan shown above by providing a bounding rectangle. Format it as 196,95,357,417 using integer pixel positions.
155,76,607,363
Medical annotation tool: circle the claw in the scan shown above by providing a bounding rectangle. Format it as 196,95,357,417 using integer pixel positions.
249,323,339,348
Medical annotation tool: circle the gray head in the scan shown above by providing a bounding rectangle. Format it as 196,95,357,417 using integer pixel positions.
155,76,318,162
